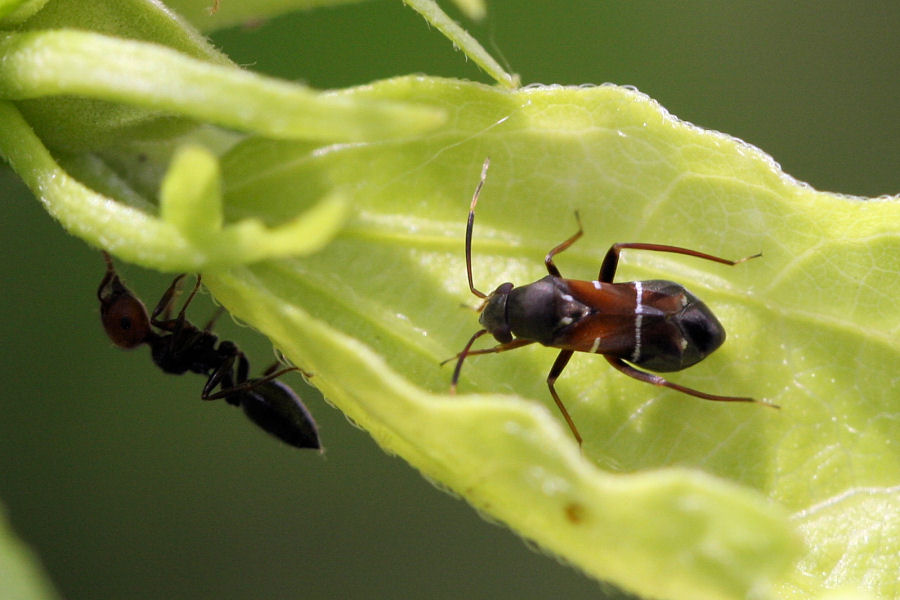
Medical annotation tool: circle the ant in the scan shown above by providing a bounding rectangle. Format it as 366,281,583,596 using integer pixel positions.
447,159,776,447
98,252,320,450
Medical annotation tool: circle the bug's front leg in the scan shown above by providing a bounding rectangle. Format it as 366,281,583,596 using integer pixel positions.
446,332,535,393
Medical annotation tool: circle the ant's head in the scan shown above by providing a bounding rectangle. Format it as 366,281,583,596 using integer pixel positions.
98,252,152,349
477,282,514,343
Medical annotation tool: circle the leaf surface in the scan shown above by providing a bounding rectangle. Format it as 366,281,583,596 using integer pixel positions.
194,77,899,599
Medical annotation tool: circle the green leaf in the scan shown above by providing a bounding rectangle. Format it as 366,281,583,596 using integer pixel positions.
164,0,370,32
0,100,353,269
449,0,487,21
8,65,900,597
4,0,231,150
403,0,518,88
1,3,896,592
0,0,46,24
0,504,59,600
200,77,899,599
182,76,893,599
0,29,445,150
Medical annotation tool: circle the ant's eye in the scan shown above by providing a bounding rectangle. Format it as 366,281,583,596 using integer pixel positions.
101,294,151,349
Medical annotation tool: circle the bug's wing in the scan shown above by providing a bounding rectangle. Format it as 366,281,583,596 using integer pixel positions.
241,380,321,450
561,279,726,372
553,310,639,357
550,279,639,357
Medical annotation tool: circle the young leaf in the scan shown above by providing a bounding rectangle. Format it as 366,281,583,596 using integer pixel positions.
0,504,59,600
402,0,518,88
0,30,445,149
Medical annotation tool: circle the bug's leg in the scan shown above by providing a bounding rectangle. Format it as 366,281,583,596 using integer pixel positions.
604,356,779,408
98,251,120,301
150,274,192,329
447,337,535,361
261,361,312,380
599,243,761,283
201,354,235,400
446,331,535,392
201,350,249,404
448,329,489,392
544,212,584,277
202,306,225,332
546,350,583,446
204,367,300,401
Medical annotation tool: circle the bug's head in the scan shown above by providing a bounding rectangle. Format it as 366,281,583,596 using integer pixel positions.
98,253,152,349
478,282,514,343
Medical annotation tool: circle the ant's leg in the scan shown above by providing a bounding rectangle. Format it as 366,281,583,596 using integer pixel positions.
150,274,190,328
200,344,248,402
204,366,301,401
445,331,535,393
598,243,761,283
97,252,119,301
544,212,583,277
172,274,203,323
604,356,779,408
262,361,312,379
201,353,237,400
202,306,225,332
201,349,307,406
235,350,249,383
546,350,582,446
262,362,282,377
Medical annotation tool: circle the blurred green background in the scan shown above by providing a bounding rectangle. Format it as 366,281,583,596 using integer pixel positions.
1,2,897,598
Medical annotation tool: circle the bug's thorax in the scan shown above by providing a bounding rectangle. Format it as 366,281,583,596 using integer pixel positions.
480,275,593,346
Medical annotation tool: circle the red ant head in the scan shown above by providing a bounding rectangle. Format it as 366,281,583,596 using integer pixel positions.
98,254,152,349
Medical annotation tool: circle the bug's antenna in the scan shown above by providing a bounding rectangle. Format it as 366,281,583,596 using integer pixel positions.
466,158,491,299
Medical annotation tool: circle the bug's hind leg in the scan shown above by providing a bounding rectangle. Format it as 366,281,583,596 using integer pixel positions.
604,356,778,408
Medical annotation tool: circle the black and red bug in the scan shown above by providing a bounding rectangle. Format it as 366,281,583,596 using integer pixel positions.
98,252,320,450
447,159,776,446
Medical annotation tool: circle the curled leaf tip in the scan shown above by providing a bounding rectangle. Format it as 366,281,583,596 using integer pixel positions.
157,144,349,269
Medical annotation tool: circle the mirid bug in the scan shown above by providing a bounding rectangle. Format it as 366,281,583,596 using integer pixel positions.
448,159,775,446
98,252,320,450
